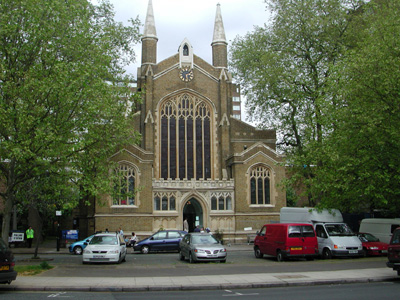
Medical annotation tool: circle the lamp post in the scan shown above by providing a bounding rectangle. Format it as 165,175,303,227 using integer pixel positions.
56,211,62,251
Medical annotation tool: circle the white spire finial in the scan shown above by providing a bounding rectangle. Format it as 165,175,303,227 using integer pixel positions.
143,0,157,39
212,3,227,45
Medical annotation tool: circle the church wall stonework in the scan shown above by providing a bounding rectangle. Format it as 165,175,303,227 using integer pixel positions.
88,1,286,242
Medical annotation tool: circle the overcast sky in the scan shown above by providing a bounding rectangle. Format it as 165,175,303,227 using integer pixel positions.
108,0,271,76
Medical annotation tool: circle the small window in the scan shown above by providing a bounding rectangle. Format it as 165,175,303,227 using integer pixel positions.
183,44,189,56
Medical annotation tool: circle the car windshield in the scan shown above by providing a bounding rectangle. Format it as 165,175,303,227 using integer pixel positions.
90,236,118,245
359,233,379,242
391,230,400,244
325,224,354,236
191,235,219,245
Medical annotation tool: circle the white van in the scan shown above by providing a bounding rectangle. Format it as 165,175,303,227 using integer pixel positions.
280,207,363,259
359,218,400,244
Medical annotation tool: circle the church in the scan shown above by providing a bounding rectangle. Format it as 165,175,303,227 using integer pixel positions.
90,0,286,243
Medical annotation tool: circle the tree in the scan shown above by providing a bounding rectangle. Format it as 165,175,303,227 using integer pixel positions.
230,0,361,205
0,0,141,244
313,0,400,215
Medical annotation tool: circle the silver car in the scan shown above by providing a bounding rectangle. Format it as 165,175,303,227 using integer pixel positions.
179,233,227,263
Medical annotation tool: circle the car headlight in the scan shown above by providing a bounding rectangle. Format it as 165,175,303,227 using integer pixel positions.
83,249,91,254
333,245,345,250
220,248,227,253
109,249,120,254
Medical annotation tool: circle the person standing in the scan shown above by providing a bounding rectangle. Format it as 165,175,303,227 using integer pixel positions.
183,218,189,232
26,226,34,248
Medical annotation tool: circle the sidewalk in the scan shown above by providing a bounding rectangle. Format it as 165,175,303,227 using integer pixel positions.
0,268,396,292
4,242,399,292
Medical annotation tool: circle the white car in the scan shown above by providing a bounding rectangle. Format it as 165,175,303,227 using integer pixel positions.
82,233,127,264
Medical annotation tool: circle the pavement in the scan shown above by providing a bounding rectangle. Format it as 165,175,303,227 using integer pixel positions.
1,242,399,292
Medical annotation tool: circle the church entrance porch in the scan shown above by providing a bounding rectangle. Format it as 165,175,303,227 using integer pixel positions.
183,198,203,232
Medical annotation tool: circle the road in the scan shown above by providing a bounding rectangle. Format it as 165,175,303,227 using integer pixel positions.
15,250,389,278
1,282,400,299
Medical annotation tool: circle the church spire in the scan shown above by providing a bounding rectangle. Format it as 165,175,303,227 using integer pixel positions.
141,0,158,66
211,3,228,68
143,0,157,39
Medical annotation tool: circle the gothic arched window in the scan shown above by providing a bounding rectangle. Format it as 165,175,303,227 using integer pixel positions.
250,165,271,205
113,164,136,206
160,93,212,180
183,44,189,56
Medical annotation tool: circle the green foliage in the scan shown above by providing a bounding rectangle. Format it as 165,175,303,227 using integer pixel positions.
230,0,400,214
315,0,400,214
0,0,141,241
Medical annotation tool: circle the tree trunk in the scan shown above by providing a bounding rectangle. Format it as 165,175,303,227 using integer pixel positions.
1,194,13,247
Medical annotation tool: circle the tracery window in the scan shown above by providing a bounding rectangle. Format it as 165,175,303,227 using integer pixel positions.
113,164,136,206
211,193,232,211
160,93,212,180
250,165,271,205
154,192,176,211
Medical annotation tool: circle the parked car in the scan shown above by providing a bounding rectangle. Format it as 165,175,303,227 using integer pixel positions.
254,223,319,262
357,232,388,256
133,230,187,254
69,234,95,255
82,233,126,264
387,227,400,275
0,238,17,284
179,233,227,263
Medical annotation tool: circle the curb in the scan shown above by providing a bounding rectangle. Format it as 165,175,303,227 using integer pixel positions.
0,275,397,292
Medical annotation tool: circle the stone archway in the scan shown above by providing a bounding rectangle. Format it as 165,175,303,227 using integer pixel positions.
183,197,203,232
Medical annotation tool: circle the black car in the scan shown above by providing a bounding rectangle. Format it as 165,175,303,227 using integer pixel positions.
0,238,17,284
133,230,187,254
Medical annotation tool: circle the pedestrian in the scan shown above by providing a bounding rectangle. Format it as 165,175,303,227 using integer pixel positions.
26,226,34,248
183,218,189,232
118,227,124,236
129,232,138,247
105,228,109,233
194,225,200,232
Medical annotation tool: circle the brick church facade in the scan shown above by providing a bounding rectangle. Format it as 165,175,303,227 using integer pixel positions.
90,0,286,242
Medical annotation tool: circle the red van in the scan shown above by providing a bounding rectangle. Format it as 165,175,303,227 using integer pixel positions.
254,223,319,261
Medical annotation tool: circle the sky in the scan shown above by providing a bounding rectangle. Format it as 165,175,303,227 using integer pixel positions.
108,0,271,76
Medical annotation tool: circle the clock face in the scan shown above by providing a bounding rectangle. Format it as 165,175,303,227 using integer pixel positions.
179,67,193,82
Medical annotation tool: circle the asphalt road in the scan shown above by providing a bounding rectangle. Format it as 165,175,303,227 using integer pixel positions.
15,250,389,278
1,282,400,299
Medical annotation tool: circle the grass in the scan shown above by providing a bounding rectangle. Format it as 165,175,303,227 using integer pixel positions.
15,261,54,276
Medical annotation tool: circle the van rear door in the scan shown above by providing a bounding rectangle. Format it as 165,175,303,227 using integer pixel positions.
288,225,317,256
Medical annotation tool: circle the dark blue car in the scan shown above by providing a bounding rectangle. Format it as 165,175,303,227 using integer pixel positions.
133,230,187,254
68,235,95,255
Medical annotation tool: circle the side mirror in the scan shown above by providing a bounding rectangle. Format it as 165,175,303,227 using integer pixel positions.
84,242,88,246
256,231,260,236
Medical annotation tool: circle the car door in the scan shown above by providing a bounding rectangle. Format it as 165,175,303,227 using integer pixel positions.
150,231,168,251
166,231,183,251
256,225,268,254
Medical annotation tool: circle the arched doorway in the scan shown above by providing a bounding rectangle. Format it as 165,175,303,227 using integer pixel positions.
183,198,203,232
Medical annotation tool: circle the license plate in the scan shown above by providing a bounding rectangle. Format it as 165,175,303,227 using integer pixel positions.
291,247,302,251
349,250,358,254
382,250,388,254
93,255,105,258
0,266,10,271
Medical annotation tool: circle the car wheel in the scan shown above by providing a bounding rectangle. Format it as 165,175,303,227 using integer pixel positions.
74,246,83,255
362,248,368,257
179,251,185,261
254,247,264,259
322,248,332,259
141,245,150,254
189,252,196,263
276,250,284,262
